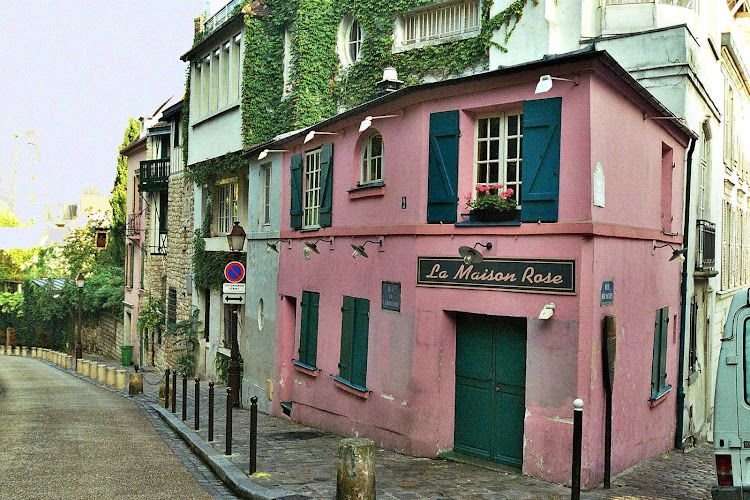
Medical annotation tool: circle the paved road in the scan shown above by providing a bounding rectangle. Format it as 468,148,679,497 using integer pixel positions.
0,356,218,499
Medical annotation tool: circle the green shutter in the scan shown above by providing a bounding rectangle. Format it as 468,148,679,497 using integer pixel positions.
290,154,303,229
351,298,370,388
427,110,459,223
298,291,320,367
319,143,333,228
521,98,561,223
339,296,356,382
659,307,669,389
651,309,661,395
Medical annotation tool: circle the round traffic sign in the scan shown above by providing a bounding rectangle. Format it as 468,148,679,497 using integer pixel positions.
224,261,245,282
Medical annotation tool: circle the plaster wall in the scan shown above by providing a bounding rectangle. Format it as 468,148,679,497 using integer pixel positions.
124,143,147,359
187,109,243,166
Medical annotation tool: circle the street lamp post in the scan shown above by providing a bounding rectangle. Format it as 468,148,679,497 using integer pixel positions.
75,273,85,359
226,222,246,407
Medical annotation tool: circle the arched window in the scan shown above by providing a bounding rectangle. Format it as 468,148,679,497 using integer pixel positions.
348,19,363,62
360,132,383,184
338,15,365,66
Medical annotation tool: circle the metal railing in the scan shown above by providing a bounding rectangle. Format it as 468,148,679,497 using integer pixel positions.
696,219,716,271
139,159,170,192
126,213,142,240
149,231,168,255
203,0,242,35
605,0,694,7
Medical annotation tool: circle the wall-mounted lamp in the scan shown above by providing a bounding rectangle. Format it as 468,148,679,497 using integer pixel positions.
535,74,579,94
458,242,492,265
227,221,246,253
303,238,333,259
643,113,686,123
359,115,400,133
539,303,555,320
654,243,687,263
258,149,289,160
351,239,383,259
266,238,292,254
304,130,339,144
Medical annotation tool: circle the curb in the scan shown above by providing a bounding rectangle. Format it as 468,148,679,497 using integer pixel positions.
151,403,303,500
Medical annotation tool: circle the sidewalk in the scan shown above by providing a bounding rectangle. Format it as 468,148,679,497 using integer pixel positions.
80,355,716,499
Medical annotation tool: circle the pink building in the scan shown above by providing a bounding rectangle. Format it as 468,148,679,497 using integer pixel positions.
267,50,693,488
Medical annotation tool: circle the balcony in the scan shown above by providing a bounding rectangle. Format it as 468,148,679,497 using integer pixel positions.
203,0,243,35
126,213,142,240
695,219,717,278
139,159,170,192
149,231,168,255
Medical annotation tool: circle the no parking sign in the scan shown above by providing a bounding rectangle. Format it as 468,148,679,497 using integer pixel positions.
224,261,245,283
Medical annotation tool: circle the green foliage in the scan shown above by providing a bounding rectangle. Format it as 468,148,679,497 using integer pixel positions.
61,213,110,277
192,233,244,290
110,118,141,268
185,149,247,187
182,67,191,167
15,280,73,351
137,295,165,337
0,291,23,333
0,208,22,227
67,265,125,317
215,351,230,384
165,308,201,377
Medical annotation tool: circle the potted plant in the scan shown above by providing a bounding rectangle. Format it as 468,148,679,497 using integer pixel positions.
464,184,518,222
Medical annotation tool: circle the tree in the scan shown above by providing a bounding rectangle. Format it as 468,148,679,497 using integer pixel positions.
0,208,21,227
109,118,140,267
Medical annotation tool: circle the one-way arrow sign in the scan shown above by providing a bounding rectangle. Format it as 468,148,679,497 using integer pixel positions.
223,294,246,304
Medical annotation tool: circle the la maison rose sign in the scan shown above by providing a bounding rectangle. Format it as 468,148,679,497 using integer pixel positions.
417,257,576,295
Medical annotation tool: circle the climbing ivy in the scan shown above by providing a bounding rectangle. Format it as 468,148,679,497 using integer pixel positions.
185,149,247,187
192,233,245,290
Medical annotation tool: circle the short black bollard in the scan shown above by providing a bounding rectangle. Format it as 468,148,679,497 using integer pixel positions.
249,395,258,474
194,378,200,431
226,387,233,455
164,368,171,409
208,381,215,441
571,398,583,500
171,369,177,413
182,373,187,422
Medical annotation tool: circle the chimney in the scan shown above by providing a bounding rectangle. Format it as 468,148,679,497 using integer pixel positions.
376,67,404,96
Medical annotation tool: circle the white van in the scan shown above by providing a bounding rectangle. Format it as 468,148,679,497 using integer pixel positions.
714,289,750,499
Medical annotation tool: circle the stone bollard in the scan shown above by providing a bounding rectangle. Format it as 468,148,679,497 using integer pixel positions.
115,370,127,391
336,438,375,500
31,347,36,358
42,348,48,360
21,346,27,357
76,358,83,374
65,355,73,370
106,366,116,387
14,346,19,356
89,362,99,380
7,345,12,355
54,352,59,365
81,360,90,377
97,364,107,383
128,373,143,395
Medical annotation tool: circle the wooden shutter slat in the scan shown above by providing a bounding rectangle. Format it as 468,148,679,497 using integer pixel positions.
521,98,561,223
352,298,370,388
319,143,333,227
427,110,459,223
290,154,303,229
339,296,356,382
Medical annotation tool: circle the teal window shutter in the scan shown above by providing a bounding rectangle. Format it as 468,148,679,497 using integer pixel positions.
651,307,669,397
339,296,356,383
521,98,561,223
299,291,320,367
319,143,334,227
290,154,303,229
427,110,459,223
351,298,370,388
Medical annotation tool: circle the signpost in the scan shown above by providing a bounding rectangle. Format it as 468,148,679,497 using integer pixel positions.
223,294,246,304
223,283,246,294
224,261,245,283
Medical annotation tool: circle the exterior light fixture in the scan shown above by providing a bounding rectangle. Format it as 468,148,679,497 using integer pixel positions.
359,115,400,133
303,238,332,259
535,74,579,94
654,243,687,263
76,273,86,288
258,149,288,160
304,130,338,144
538,303,556,320
226,221,246,253
351,239,383,259
458,242,492,265
266,238,291,254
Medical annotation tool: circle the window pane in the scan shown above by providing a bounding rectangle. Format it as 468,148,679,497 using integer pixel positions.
489,117,500,137
477,163,487,184
489,139,499,161
508,115,518,136
478,118,488,138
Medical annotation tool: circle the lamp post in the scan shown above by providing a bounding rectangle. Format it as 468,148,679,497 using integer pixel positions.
226,221,246,407
75,273,85,359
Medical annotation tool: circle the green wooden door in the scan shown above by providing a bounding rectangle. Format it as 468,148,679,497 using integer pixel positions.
455,314,526,467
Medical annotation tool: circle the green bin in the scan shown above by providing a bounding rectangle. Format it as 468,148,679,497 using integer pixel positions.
120,345,133,366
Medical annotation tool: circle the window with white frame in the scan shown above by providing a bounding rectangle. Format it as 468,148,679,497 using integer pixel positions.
261,162,271,225
396,0,480,51
191,31,243,121
474,113,523,204
338,15,364,66
216,179,239,234
304,149,322,228
698,123,710,221
360,133,383,184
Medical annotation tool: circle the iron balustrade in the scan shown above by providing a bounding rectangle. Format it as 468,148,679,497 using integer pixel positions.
139,159,170,192
696,219,716,271
203,0,242,35
126,213,142,240
149,231,168,255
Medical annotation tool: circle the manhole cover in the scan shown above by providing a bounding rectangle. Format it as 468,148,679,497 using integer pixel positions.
268,431,325,441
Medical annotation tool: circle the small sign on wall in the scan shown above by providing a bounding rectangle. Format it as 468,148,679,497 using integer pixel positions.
382,281,401,312
601,278,614,306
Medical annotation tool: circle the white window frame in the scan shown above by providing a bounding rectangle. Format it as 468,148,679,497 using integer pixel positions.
360,132,383,185
304,149,322,228
215,178,239,235
394,0,481,53
261,162,272,226
337,15,364,66
190,31,243,123
473,112,523,205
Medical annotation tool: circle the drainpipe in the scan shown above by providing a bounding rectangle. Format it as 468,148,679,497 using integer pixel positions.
675,136,696,451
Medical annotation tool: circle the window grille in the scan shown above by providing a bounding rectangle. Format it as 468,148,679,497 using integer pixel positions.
403,0,480,46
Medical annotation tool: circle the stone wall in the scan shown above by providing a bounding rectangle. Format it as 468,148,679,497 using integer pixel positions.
81,311,122,361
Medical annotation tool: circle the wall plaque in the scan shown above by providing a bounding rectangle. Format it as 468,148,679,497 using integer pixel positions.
417,256,576,295
382,281,401,311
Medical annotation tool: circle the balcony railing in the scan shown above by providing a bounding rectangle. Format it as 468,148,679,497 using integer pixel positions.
139,159,170,192
696,219,716,271
126,213,142,240
203,0,242,35
149,231,168,255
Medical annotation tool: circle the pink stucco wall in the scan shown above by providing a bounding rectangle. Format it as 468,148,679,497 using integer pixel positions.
274,57,689,488
123,140,146,358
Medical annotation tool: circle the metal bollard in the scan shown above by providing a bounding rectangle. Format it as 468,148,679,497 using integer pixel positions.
164,368,170,409
209,381,215,442
195,378,200,431
171,370,177,413
571,399,584,500
182,373,187,422
249,395,258,474
226,387,233,455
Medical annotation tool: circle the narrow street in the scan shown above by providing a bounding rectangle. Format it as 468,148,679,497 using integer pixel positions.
0,356,230,499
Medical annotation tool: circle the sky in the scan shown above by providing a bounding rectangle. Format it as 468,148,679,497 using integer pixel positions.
0,0,208,223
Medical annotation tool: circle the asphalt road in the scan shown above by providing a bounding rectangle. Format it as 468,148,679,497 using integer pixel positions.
0,356,215,499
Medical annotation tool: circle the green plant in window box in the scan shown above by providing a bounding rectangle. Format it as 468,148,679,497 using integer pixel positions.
465,185,517,222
